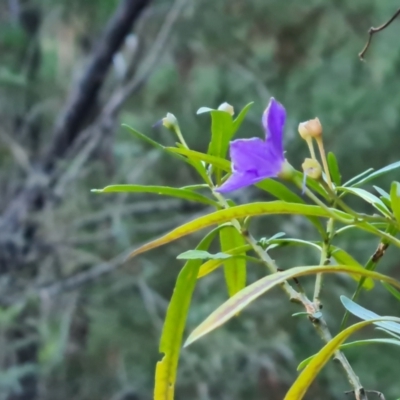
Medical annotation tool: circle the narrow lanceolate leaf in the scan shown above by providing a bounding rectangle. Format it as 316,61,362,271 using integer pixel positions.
197,245,251,278
154,229,219,400
166,147,231,171
390,182,400,225
184,265,400,347
92,185,218,207
285,317,400,400
340,296,400,335
207,110,234,160
381,281,400,302
353,161,400,187
219,226,247,297
177,250,231,260
123,125,209,183
343,168,374,187
297,338,400,371
232,102,253,134
338,187,391,217
127,202,353,260
327,152,341,186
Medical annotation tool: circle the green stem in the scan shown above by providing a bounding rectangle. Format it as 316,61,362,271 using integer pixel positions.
314,217,334,307
213,190,367,399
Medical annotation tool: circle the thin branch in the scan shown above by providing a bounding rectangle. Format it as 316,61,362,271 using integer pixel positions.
359,7,400,60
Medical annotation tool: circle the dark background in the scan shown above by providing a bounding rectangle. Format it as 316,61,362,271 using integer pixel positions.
1,0,400,399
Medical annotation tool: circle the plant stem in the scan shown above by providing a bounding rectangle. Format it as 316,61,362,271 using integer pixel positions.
314,217,334,307
243,230,367,400
213,190,367,399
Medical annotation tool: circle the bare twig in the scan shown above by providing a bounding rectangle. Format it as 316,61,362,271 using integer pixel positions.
359,7,400,60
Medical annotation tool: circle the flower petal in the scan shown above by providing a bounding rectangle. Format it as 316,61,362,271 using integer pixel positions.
262,98,286,160
216,170,266,193
216,138,284,192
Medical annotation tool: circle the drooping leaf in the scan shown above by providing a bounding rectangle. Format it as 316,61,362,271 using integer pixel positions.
177,250,231,260
327,152,341,186
297,337,400,370
184,266,400,347
154,228,219,400
340,296,400,335
127,202,353,260
390,182,400,225
285,317,400,399
219,226,247,297
92,185,219,207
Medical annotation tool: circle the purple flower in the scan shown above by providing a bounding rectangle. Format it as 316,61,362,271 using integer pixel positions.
216,98,287,193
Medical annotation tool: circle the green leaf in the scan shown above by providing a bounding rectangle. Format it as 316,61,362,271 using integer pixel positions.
123,124,166,150
327,152,341,186
154,228,219,400
353,161,400,187
340,296,400,334
374,186,390,201
337,187,391,216
166,147,231,171
297,338,400,370
232,102,253,134
219,226,247,297
207,110,234,159
92,185,219,207
375,327,400,340
343,168,374,187
184,265,400,347
285,317,400,400
123,125,209,183
127,202,353,260
177,250,231,260
382,281,400,302
197,245,251,278
331,246,374,289
390,182,400,225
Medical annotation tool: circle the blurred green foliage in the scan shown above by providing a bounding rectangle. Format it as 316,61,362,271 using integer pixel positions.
1,0,400,399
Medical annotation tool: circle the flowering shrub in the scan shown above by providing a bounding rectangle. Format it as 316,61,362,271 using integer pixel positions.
94,98,400,400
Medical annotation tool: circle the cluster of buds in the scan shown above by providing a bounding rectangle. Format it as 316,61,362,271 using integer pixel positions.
298,116,332,188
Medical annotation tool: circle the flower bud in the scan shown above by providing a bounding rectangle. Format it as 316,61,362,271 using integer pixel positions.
162,113,178,130
218,102,234,116
302,158,322,180
298,117,322,139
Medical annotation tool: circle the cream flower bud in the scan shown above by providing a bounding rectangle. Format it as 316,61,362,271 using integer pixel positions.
162,113,178,130
302,158,322,180
218,102,234,116
298,117,322,139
